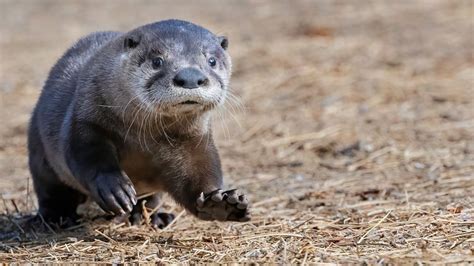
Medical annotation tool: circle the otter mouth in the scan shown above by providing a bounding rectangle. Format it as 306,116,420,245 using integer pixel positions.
180,100,200,105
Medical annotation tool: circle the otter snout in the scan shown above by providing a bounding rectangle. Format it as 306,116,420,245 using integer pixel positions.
173,67,209,89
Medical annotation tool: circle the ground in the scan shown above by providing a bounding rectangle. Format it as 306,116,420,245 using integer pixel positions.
0,0,473,263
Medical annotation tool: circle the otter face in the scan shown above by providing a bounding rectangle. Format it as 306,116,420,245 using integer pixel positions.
120,20,231,116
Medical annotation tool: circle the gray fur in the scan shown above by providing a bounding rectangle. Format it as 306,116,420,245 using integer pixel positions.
28,20,249,226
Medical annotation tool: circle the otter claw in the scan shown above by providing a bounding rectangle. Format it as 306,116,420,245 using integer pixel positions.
197,192,205,207
226,192,239,204
236,195,248,210
211,189,224,201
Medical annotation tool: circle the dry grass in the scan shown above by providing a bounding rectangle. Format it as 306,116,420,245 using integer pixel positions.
0,0,473,263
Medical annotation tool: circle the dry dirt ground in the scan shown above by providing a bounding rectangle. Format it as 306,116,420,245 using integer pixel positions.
0,0,473,263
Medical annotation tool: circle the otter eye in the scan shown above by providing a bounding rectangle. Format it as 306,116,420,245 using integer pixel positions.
208,57,217,67
152,57,164,69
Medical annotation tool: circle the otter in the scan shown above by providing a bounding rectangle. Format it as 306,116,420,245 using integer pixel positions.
27,19,250,228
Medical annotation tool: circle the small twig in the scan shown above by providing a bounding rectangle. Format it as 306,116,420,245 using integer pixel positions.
7,215,25,234
137,192,156,200
163,210,186,230
141,200,151,226
37,213,56,234
237,233,304,242
11,199,20,213
292,217,314,229
147,201,164,220
302,250,309,265
357,210,392,244
264,126,343,147
94,229,116,243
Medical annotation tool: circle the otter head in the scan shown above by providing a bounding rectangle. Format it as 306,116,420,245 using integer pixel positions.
119,20,231,116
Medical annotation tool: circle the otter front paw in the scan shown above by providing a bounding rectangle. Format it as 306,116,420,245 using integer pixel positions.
196,189,250,222
91,174,137,215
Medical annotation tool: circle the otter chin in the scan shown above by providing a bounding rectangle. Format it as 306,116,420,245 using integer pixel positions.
27,19,250,229
167,101,207,114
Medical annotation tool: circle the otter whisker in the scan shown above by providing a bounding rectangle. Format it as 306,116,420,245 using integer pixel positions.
135,89,161,150
124,94,149,146
226,89,245,111
214,106,230,142
148,111,160,145
121,93,142,125
138,104,151,152
159,113,174,147
216,89,245,133
220,99,243,130
194,114,211,149
135,105,147,150
97,104,121,108
144,99,160,147
148,93,175,147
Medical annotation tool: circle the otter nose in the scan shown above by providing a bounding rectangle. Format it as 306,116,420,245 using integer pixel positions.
173,67,209,89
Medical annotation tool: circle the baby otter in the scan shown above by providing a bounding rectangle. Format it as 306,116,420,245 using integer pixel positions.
27,19,250,228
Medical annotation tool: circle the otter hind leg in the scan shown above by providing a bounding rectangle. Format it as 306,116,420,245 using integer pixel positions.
28,123,86,227
129,193,175,229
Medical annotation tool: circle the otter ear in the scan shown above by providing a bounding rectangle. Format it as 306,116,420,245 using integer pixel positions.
124,33,141,49
218,36,228,50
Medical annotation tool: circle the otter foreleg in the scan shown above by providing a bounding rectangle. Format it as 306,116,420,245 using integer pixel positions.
66,124,137,216
162,139,251,222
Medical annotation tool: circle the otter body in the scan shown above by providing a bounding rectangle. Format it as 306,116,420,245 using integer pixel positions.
28,20,249,227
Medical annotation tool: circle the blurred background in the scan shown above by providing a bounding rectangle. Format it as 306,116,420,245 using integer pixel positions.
0,0,473,263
